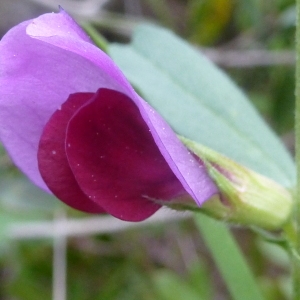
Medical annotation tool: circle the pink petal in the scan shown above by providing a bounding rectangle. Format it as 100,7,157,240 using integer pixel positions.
0,11,133,190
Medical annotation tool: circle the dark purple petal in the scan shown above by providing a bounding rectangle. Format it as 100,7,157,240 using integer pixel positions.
66,89,185,221
38,92,105,213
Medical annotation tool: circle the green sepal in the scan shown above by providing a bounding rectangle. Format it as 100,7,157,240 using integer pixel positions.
180,136,293,230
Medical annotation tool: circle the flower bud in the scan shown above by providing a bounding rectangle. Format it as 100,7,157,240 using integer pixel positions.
180,136,293,230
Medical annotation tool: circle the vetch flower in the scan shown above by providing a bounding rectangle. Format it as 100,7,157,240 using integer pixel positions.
0,9,218,221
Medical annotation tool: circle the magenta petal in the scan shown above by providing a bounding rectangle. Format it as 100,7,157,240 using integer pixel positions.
38,92,105,213
66,89,187,221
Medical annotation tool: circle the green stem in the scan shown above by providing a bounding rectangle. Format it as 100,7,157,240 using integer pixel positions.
81,23,109,53
294,0,300,298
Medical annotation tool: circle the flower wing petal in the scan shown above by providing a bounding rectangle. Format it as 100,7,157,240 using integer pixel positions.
38,92,105,213
66,89,185,221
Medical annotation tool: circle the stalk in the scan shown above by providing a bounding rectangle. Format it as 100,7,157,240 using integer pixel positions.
293,0,300,298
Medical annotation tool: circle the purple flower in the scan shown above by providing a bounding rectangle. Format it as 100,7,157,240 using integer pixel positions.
0,10,217,221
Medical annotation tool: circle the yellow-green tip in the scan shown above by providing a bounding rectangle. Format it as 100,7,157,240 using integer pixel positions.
180,136,293,230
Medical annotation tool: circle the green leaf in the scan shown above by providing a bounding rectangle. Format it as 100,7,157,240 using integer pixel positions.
109,24,295,187
195,214,265,300
153,270,204,300
188,261,213,299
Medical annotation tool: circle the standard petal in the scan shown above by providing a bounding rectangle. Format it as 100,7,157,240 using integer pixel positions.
26,9,133,96
38,92,105,213
66,89,186,221
27,8,93,44
0,11,133,190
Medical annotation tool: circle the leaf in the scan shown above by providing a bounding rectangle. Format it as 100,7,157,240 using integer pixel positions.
187,261,213,299
195,214,265,300
153,270,203,300
109,24,295,187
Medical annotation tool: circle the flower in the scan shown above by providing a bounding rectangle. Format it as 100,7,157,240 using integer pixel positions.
0,9,217,221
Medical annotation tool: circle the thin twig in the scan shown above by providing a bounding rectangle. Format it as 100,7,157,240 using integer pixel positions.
8,209,191,240
52,210,67,300
201,48,295,68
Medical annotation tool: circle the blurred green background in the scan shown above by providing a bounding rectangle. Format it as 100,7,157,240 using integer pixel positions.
0,0,295,299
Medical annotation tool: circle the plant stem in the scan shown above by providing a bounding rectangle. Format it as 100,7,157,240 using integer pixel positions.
81,23,109,53
294,0,300,298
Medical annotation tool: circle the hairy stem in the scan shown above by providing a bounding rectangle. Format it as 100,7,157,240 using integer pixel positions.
293,0,300,298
